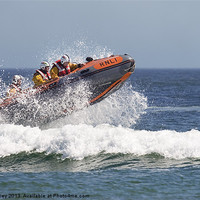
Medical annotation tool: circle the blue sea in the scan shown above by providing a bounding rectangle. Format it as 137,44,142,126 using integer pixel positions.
0,68,200,200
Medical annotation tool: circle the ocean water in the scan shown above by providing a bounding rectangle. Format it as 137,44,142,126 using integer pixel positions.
0,68,200,200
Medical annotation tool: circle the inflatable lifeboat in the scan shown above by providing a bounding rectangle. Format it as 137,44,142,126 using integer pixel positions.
0,54,135,125
0,54,135,109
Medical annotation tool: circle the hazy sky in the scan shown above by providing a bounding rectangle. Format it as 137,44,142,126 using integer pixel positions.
0,0,200,69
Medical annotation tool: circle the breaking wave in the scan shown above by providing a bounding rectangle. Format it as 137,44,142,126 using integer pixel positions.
0,123,199,161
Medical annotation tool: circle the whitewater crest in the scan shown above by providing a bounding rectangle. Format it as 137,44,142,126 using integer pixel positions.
0,123,200,160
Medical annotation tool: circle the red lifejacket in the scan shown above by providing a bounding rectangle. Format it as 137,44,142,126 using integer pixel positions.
36,69,51,81
53,60,71,76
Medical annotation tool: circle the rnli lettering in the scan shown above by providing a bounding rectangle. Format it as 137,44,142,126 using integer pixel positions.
110,59,115,64
94,56,122,70
99,58,118,67
100,62,104,67
105,60,110,65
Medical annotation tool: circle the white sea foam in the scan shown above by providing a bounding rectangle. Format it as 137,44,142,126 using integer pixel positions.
0,123,200,160
0,79,92,126
46,83,147,128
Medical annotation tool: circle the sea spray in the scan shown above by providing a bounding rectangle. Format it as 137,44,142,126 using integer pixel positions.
43,40,113,66
47,83,147,128
0,80,92,126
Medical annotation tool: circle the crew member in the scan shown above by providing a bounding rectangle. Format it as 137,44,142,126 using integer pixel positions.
7,75,22,96
32,61,52,86
50,54,83,79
